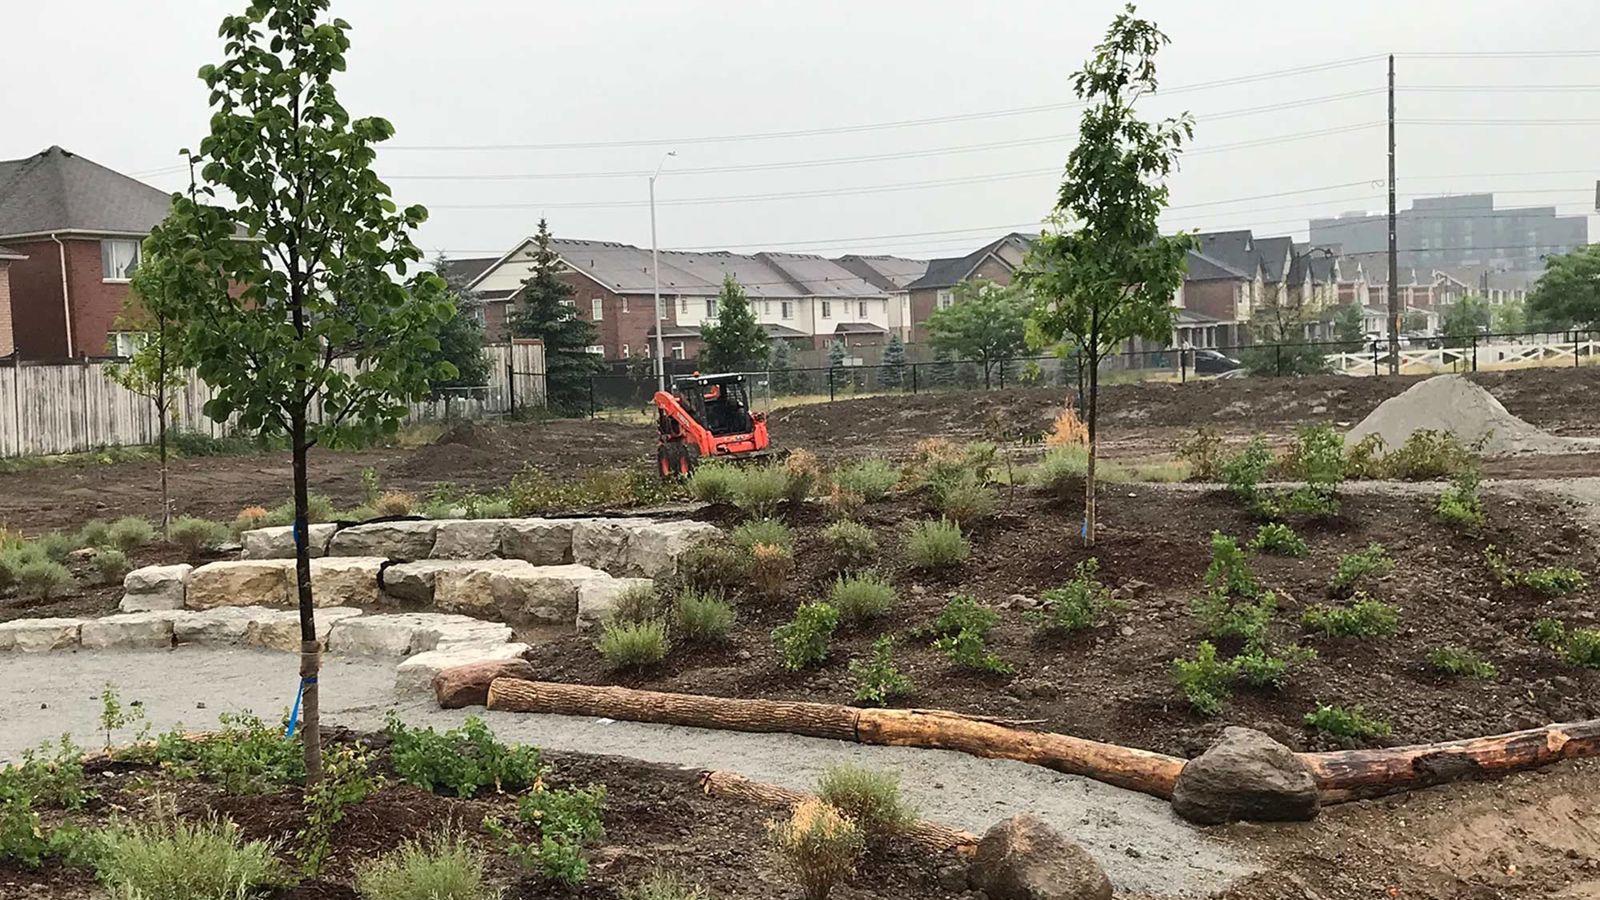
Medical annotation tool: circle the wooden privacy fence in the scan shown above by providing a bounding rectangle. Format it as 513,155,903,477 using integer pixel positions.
0,341,545,459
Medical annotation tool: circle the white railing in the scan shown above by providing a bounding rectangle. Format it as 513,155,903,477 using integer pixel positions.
1326,337,1599,376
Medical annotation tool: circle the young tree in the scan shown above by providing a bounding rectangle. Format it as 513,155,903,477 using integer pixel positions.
1330,303,1365,351
924,280,1029,383
1240,290,1330,376
155,0,456,782
1402,309,1431,333
1493,299,1527,335
698,275,769,372
929,348,957,387
106,249,192,535
1442,295,1491,344
1017,4,1193,545
880,333,908,390
426,255,490,395
828,340,847,370
1529,244,1600,329
767,337,795,395
508,218,601,415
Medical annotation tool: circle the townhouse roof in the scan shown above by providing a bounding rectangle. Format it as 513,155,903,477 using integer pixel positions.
1255,235,1293,282
0,146,173,239
754,251,884,298
437,256,499,287
833,254,930,292
904,233,1036,291
1193,230,1262,279
0,244,25,260
1288,242,1339,283
833,322,889,334
1183,249,1251,281
1175,308,1225,325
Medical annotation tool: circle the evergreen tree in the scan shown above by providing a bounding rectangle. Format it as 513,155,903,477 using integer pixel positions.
509,218,601,415
930,348,957,387
767,338,795,395
880,333,908,390
698,275,769,372
428,254,490,392
828,340,847,369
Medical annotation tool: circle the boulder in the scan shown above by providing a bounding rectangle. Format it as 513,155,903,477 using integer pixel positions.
431,519,513,560
501,518,576,565
430,559,540,617
239,523,337,559
119,564,192,612
969,815,1112,900
0,618,84,653
398,645,532,698
381,560,458,605
570,517,652,573
1171,727,1321,825
186,560,293,609
81,612,176,650
426,617,515,652
626,520,720,577
326,611,513,657
328,520,438,560
173,607,261,645
310,557,384,607
487,563,608,623
241,607,363,653
576,576,655,630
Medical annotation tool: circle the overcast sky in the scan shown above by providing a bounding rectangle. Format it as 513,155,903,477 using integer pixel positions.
6,0,1597,263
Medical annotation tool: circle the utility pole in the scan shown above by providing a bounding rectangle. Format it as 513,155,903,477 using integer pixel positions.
649,150,677,391
1386,53,1399,375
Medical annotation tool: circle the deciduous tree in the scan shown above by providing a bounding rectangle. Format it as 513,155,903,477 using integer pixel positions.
924,280,1028,383
698,275,769,372
1442,295,1491,344
428,254,490,394
1529,244,1600,329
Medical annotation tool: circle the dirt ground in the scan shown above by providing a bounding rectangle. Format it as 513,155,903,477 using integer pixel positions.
2,367,1598,537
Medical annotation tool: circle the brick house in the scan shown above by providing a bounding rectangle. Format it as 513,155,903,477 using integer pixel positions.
0,147,174,360
0,244,23,357
902,233,1034,345
1177,250,1251,347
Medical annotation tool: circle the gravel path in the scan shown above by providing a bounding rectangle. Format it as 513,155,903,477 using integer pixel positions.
0,646,1253,898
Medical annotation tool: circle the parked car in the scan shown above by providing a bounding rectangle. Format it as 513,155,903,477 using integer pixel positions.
1190,348,1242,375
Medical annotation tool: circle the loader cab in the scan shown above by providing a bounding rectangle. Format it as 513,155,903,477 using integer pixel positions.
671,373,756,437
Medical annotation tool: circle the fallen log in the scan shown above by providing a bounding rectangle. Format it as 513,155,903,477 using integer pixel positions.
484,679,1184,800
1302,717,1600,803
698,770,979,855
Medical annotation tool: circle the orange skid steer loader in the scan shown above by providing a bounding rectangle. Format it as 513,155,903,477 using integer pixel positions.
653,373,773,477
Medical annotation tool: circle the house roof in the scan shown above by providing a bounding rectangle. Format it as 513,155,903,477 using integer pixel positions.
1288,242,1339,283
833,322,889,334
755,251,883,298
1183,250,1251,281
1193,230,1262,279
763,323,809,339
833,254,930,292
0,243,25,260
437,256,499,287
904,233,1036,291
0,146,172,239
1175,308,1225,325
1255,235,1293,282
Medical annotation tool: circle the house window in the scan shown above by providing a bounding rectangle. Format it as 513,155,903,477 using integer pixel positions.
671,343,685,360
107,331,147,357
858,301,868,318
764,301,772,315
101,239,140,281
936,289,954,310
680,296,688,313
706,297,718,318
780,301,794,320
585,345,605,355
621,297,630,313
591,298,604,320
821,301,832,319
621,343,630,357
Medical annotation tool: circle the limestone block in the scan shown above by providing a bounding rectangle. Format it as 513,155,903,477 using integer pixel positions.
327,520,438,560
431,519,514,560
239,523,336,559
310,557,384,607
119,564,192,612
0,618,84,653
241,607,363,653
81,612,176,650
570,517,653,573
381,560,457,605
186,560,293,610
396,643,531,696
326,612,512,657
173,607,261,645
487,563,609,624
576,576,655,630
430,560,540,616
626,520,720,578
501,518,576,565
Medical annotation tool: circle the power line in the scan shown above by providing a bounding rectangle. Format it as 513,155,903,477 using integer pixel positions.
1397,50,1600,58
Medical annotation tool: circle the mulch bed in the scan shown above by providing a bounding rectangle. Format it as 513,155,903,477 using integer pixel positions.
0,544,228,625
0,736,968,900
526,482,1600,759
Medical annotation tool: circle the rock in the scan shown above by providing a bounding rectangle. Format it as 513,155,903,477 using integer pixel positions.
328,520,438,560
382,560,457,605
242,607,363,653
0,618,84,653
501,518,576,565
186,560,293,609
576,576,655,630
625,520,720,578
1171,726,1321,825
310,557,384,607
408,648,535,702
81,612,176,650
969,814,1112,900
239,523,337,559
570,517,653,573
119,564,192,612
325,612,511,658
487,564,609,623
431,519,514,560
430,560,540,617
173,607,261,645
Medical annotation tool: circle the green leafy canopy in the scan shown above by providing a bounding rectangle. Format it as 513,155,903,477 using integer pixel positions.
699,275,770,372
925,280,1029,378
1529,244,1600,330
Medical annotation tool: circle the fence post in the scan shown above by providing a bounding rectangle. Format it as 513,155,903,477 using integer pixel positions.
1575,331,1582,369
589,376,596,420
828,367,835,403
911,363,918,395
1275,344,1283,377
1179,348,1187,384
1371,342,1379,376
1471,333,1478,372
998,360,1006,390
506,356,516,414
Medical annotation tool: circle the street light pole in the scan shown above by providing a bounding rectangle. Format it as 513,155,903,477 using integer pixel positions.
650,151,676,391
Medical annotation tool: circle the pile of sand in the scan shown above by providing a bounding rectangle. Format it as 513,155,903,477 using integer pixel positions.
1347,375,1594,457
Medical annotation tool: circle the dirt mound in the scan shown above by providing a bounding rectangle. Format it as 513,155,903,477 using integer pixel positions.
1347,375,1596,456
431,420,520,453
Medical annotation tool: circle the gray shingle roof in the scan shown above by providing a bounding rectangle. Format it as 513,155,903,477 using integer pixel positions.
833,254,930,292
1255,235,1292,282
1184,250,1250,281
541,238,888,300
1193,230,1262,279
904,233,1035,291
0,146,172,238
438,256,499,287
833,322,889,334
756,252,882,298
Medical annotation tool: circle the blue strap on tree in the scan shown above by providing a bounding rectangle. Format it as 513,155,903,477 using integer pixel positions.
285,675,317,738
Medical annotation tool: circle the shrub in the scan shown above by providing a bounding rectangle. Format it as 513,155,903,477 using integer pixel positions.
1176,426,1224,481
35,531,81,562
1329,543,1392,593
1344,433,1386,479
772,602,840,671
169,516,230,560
384,713,546,798
1301,597,1399,638
1530,617,1567,646
374,491,416,517
732,465,790,519
828,572,897,625
905,519,968,569
1204,532,1259,597
610,584,666,626
92,548,133,584
1249,523,1308,557
928,472,1000,526
823,484,865,521
832,460,900,502
598,619,671,669
1234,642,1316,689
673,589,736,643
1028,558,1122,634
1279,423,1345,486
1427,645,1497,679
107,516,157,552
298,743,382,877
0,794,86,869
686,462,741,506
2,736,90,809
76,519,113,549
149,712,303,794
1221,437,1273,504
784,448,823,504
816,765,917,836
767,799,864,900
94,811,282,900
1380,429,1476,480
750,542,795,599
1435,469,1484,528
1194,589,1278,645
925,595,999,641
822,520,877,572
622,869,711,900
732,518,794,552
848,636,913,707
13,559,74,600
932,627,1012,675
1028,445,1094,498
267,494,337,526
1520,566,1587,597
1304,704,1391,742
677,540,748,592
1172,642,1238,716
1531,619,1600,668
354,829,496,900
484,783,606,884
231,506,269,538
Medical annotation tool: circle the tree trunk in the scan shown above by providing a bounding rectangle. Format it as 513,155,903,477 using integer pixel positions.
1083,346,1099,546
156,399,170,537
291,409,322,784
487,680,858,741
